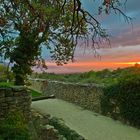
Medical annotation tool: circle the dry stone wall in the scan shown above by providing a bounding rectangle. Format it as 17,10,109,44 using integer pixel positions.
0,86,31,121
30,79,104,113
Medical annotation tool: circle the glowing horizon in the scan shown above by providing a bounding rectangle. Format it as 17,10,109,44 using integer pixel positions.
40,44,140,73
46,61,139,67
39,61,140,74
115,62,140,65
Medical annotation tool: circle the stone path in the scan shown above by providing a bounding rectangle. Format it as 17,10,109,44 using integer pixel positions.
32,99,140,140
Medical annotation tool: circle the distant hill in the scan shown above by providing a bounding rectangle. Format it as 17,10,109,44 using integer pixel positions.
31,65,140,86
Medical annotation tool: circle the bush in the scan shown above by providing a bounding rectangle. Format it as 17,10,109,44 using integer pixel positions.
101,73,140,128
0,64,14,82
0,112,30,140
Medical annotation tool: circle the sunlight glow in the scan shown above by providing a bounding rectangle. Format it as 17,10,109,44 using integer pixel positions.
116,62,140,65
35,60,140,73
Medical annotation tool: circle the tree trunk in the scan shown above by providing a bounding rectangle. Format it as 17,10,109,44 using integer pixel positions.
15,75,25,85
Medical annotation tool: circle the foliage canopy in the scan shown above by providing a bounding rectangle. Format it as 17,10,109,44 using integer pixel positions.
101,72,140,128
0,0,130,85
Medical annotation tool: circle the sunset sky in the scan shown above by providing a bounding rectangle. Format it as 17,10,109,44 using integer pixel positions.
42,0,140,73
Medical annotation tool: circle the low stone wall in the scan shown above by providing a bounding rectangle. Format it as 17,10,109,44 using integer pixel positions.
30,79,46,94
32,110,85,140
30,79,104,113
0,86,31,121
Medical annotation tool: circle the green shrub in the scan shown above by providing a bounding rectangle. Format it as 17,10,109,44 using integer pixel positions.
0,112,30,140
35,66,140,85
0,64,14,82
0,82,14,87
101,73,140,128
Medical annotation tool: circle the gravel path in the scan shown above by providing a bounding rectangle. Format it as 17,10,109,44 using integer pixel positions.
32,99,140,140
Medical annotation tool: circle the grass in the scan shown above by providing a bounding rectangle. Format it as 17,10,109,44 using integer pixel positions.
0,82,43,98
30,89,43,98
0,82,14,87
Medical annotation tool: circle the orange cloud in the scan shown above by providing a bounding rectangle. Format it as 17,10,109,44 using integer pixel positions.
45,61,139,73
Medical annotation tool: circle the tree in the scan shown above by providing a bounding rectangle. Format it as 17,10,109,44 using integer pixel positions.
0,0,130,85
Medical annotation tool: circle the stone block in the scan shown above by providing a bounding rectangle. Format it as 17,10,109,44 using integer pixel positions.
0,91,5,98
0,97,5,103
5,89,13,97
0,103,8,107
5,97,14,102
12,86,27,92
0,87,31,122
